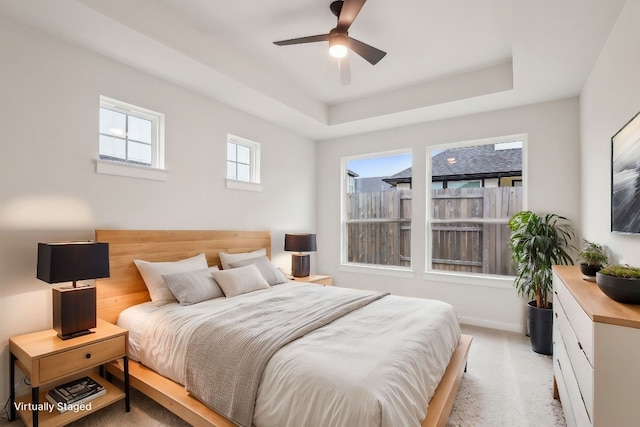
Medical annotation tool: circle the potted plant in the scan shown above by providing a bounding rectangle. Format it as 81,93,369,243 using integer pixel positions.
508,211,575,355
577,240,608,277
596,265,640,304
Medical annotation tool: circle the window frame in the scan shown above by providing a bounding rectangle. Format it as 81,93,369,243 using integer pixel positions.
340,148,413,274
225,134,262,192
96,96,166,181
425,134,527,282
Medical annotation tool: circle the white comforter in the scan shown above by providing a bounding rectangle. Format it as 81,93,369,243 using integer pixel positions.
118,282,461,427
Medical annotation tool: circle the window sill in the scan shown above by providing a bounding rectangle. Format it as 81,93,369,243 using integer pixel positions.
96,160,168,181
422,270,515,289
226,179,262,192
339,263,415,279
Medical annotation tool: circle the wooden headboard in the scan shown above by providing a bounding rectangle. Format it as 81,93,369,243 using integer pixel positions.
94,230,272,323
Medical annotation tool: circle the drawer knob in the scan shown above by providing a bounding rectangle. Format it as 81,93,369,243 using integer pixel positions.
85,353,92,359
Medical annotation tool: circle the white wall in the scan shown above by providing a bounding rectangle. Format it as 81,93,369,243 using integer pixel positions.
316,98,582,332
580,0,640,264
0,16,316,403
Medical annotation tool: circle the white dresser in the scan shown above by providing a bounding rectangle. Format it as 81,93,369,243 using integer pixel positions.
552,266,640,427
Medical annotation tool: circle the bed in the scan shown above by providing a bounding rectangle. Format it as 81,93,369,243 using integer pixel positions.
95,229,472,427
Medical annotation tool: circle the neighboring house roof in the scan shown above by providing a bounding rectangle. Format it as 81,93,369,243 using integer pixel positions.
432,145,522,180
355,176,394,192
353,145,522,191
382,167,412,186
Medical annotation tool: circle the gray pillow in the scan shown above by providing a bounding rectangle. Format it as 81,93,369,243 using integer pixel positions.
212,264,270,297
134,253,209,306
218,248,267,270
229,255,289,286
162,266,223,305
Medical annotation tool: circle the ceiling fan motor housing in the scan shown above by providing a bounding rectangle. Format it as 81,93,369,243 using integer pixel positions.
330,1,344,18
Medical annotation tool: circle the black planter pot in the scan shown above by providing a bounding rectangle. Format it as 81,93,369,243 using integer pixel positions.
580,263,601,277
596,272,640,304
527,301,553,355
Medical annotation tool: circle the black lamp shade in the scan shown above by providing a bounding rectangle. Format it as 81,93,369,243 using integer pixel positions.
284,234,317,253
37,242,110,284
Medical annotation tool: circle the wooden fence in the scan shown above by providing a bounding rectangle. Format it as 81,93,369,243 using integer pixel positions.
346,190,411,267
346,187,522,274
431,187,521,275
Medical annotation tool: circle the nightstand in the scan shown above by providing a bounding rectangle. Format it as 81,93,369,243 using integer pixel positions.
9,319,130,427
293,274,333,286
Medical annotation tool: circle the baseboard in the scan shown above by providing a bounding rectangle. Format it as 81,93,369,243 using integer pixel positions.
459,316,523,333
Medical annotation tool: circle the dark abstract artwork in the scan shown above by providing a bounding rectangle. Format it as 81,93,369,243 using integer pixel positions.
612,110,640,233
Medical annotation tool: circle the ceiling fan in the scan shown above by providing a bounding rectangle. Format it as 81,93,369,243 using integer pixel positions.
273,0,386,85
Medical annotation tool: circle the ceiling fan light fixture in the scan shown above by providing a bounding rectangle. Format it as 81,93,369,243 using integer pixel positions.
329,43,347,58
329,32,349,58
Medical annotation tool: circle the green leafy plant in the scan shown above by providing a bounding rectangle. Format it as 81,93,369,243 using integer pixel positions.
509,211,575,308
598,265,640,279
578,240,608,266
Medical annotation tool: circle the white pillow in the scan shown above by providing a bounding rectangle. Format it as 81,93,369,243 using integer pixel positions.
162,266,223,305
218,248,267,270
229,255,289,286
134,253,208,306
212,264,270,297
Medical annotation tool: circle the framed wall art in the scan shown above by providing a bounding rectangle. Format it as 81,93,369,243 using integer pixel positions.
611,110,640,233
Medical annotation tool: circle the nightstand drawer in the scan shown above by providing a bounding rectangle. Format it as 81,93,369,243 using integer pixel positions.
40,335,126,383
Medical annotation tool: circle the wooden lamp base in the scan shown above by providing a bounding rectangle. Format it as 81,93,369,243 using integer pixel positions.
53,285,96,340
291,254,310,277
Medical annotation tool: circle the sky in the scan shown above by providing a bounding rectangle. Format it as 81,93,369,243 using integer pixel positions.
347,154,412,178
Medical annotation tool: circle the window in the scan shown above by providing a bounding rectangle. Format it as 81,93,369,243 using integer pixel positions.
342,151,412,269
427,136,525,276
98,97,164,168
226,135,261,191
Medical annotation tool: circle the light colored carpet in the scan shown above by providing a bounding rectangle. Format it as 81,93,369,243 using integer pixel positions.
2,325,566,426
446,325,566,427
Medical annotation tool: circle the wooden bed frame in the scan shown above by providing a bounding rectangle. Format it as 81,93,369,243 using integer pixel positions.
95,229,472,427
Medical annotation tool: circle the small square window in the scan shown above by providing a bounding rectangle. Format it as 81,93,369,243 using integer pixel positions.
226,135,260,188
98,96,164,169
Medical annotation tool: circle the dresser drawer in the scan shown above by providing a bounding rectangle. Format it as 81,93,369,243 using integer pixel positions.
554,272,594,364
39,335,126,383
555,332,592,426
555,298,594,419
554,352,577,427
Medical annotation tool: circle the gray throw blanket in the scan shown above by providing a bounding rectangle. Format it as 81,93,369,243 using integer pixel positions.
184,284,387,427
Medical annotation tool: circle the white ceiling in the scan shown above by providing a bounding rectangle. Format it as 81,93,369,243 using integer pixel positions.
0,0,628,140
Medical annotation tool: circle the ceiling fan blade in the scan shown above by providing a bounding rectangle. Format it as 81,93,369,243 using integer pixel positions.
337,0,366,32
273,34,329,46
339,57,351,86
348,37,386,65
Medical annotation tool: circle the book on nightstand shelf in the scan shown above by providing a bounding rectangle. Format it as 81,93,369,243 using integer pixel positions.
45,376,106,413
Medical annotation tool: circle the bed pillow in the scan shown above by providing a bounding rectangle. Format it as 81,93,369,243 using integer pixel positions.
229,255,289,286
212,264,270,297
218,248,266,270
162,266,223,305
134,253,208,306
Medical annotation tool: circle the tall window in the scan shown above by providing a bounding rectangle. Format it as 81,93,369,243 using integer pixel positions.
99,96,164,168
427,137,525,276
342,151,412,268
227,135,260,184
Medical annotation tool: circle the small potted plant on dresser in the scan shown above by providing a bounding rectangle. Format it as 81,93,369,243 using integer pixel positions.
577,239,608,279
509,211,575,355
596,264,640,304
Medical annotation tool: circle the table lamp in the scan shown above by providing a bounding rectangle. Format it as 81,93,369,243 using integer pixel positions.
284,233,317,277
37,242,110,339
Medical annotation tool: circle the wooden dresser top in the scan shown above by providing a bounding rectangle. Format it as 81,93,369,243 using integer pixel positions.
554,265,640,329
